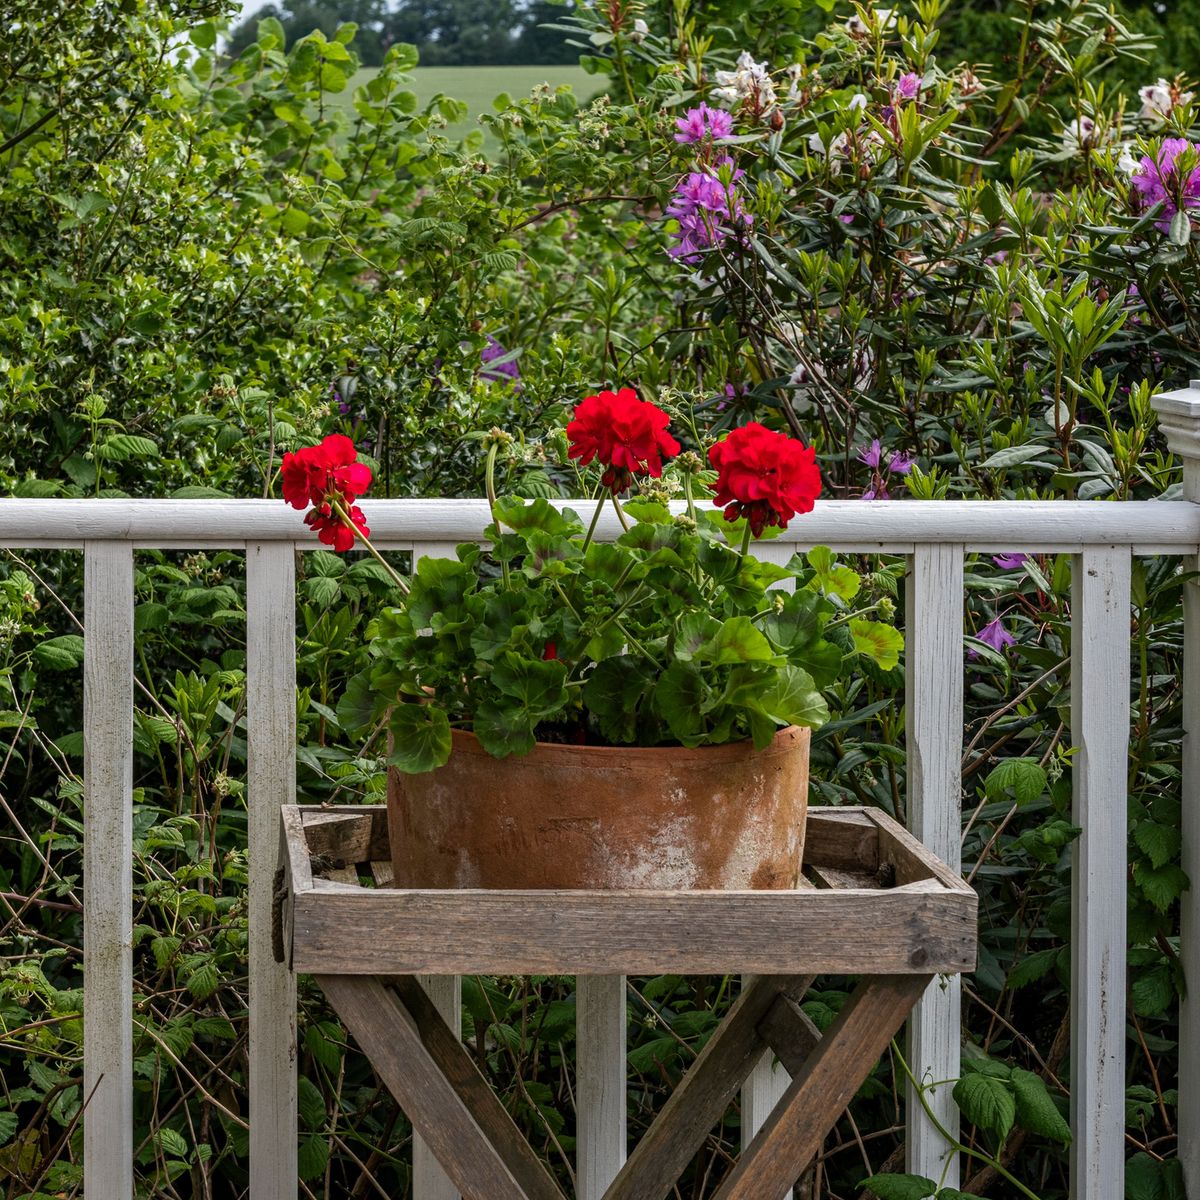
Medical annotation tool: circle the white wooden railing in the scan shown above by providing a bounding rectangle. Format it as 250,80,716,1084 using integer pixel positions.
6,381,1200,1198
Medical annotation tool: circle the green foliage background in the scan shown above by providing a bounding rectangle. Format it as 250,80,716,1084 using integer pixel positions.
1,0,1199,1195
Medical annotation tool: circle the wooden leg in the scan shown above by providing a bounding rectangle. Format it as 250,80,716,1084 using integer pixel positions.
711,975,930,1200
316,974,566,1200
603,975,813,1200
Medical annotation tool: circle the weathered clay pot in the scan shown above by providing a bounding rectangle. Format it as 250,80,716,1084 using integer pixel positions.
387,725,810,890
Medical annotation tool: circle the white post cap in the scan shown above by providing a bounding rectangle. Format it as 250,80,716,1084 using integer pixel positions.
1153,380,1200,462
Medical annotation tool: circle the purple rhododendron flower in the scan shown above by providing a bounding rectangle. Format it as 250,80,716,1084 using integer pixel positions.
993,552,1028,569
895,72,921,101
674,102,735,144
1132,137,1200,232
976,616,1015,654
480,335,521,385
858,439,914,500
858,438,883,468
665,160,750,263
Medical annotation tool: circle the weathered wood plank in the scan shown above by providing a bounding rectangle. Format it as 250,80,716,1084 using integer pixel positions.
577,975,627,1200
290,889,976,976
904,542,964,1185
801,809,879,871
388,976,567,1200
317,975,534,1200
1070,546,1131,1195
605,976,809,1200
755,992,821,1078
247,543,298,1200
300,805,389,861
83,541,134,1200
713,976,928,1200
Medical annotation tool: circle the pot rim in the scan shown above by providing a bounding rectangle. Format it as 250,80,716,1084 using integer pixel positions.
443,724,810,765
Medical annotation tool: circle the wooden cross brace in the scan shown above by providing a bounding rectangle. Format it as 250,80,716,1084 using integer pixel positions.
316,970,931,1200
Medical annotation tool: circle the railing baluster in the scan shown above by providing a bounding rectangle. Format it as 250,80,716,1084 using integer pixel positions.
1150,382,1200,1194
1070,547,1130,1194
247,543,298,1200
413,542,464,1200
742,1038,790,1198
905,543,964,1184
83,541,134,1199
577,974,627,1199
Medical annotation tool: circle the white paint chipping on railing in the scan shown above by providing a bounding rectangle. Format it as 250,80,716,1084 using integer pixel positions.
577,975,628,1199
905,545,965,1184
83,542,135,1200
246,544,299,1200
1151,383,1200,1197
1070,547,1131,1194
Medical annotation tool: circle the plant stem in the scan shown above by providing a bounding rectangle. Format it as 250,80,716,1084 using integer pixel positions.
611,491,630,532
582,489,607,553
330,498,409,596
738,521,753,560
485,440,512,588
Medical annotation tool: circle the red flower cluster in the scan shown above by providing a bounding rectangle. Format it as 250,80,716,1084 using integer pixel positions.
281,434,372,552
708,423,821,536
566,387,681,491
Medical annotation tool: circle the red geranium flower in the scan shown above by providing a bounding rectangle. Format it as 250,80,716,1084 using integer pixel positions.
566,387,681,491
280,434,373,552
708,423,821,536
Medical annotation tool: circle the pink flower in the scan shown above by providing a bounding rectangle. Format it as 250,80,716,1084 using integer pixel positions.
665,159,750,262
674,102,735,144
857,439,914,500
1131,138,1200,232
895,72,921,101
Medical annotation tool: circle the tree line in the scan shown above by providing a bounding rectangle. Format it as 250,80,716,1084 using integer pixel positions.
228,0,577,66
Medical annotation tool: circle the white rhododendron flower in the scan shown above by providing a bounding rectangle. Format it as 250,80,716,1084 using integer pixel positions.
1138,78,1193,121
630,17,649,42
713,50,778,114
1061,116,1101,156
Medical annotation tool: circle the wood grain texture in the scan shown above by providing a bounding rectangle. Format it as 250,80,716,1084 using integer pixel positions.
577,975,627,1200
247,543,298,1200
387,976,567,1200
0,497,1195,553
1153,381,1200,1197
317,976,543,1200
904,543,965,1185
605,976,809,1200
1070,547,1131,1196
289,887,976,975
755,992,821,1078
713,976,928,1200
83,542,134,1200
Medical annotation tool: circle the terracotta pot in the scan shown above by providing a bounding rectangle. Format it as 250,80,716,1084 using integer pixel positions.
387,725,810,890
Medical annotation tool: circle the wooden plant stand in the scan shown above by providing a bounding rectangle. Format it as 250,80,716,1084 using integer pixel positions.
276,805,977,1200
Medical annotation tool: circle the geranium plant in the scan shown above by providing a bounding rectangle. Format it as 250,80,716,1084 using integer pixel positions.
282,390,901,773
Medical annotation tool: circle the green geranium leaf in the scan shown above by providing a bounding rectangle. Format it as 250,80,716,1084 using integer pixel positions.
522,530,582,580
490,653,568,717
850,619,904,670
696,616,779,665
953,1069,1016,1140
582,655,654,743
674,612,721,661
472,700,536,759
407,556,471,629
805,545,861,601
653,661,708,745
743,664,829,731
336,668,386,733
493,496,582,537
387,704,452,774
623,499,672,524
584,541,637,587
764,592,844,688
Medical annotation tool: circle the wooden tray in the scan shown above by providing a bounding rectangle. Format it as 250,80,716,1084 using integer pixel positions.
275,805,976,977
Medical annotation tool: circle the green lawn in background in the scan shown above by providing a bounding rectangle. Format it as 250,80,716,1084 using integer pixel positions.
335,65,600,146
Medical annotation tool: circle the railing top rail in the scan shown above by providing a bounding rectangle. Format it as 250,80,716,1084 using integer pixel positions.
0,497,1195,552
